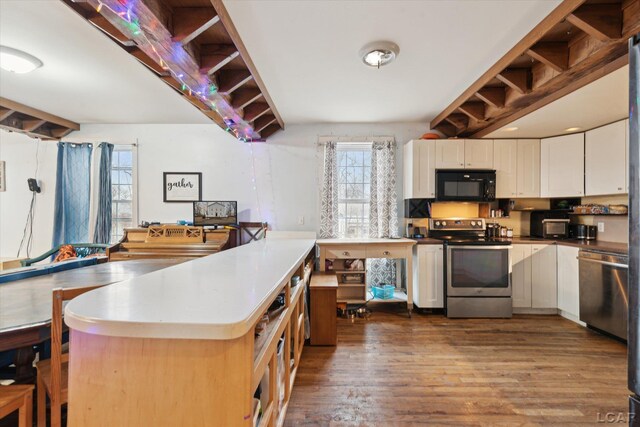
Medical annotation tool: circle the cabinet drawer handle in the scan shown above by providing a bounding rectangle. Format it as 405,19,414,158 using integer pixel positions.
342,251,350,256
618,187,623,191
383,251,391,256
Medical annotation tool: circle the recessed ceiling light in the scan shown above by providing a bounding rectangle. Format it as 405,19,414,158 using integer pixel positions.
565,127,581,132
0,46,43,74
359,41,399,68
503,127,519,132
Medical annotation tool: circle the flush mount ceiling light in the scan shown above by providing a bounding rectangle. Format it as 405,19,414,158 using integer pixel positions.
503,126,519,132
0,46,43,74
359,41,399,68
565,127,581,132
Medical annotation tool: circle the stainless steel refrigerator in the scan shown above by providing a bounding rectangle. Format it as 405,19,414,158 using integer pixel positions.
628,34,640,424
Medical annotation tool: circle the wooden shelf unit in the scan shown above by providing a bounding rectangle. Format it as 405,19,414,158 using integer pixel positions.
328,259,367,303
252,253,313,427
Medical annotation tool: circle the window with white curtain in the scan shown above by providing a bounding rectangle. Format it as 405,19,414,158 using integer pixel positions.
336,143,372,238
111,146,136,243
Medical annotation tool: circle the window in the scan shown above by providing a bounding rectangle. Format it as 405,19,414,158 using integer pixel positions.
111,146,136,243
337,143,372,238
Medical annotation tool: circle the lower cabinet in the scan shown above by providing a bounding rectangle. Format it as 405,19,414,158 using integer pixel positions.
511,244,557,309
531,244,557,308
557,245,580,319
413,245,444,308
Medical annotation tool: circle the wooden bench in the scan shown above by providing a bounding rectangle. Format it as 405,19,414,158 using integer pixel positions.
0,384,34,427
310,272,338,346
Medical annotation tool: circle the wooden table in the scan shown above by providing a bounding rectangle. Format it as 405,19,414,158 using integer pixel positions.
0,259,184,381
316,238,417,315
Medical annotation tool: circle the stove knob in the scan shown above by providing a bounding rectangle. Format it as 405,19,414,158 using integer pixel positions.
441,221,447,227
435,221,441,227
470,221,476,227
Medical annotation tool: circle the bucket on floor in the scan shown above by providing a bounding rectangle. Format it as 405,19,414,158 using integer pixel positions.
371,284,395,300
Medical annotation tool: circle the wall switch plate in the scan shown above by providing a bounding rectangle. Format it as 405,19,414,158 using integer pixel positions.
298,216,304,225
598,222,605,232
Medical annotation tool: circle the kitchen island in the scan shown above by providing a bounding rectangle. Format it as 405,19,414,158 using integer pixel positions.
65,238,315,427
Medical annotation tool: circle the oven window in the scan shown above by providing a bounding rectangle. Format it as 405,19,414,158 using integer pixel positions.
443,181,482,198
450,248,509,288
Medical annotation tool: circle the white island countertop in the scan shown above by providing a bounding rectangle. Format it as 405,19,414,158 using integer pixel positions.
64,238,315,340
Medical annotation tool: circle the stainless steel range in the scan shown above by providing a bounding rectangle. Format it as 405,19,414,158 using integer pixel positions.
428,218,513,318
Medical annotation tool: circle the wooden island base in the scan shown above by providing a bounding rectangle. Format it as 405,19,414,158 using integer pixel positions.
68,331,252,426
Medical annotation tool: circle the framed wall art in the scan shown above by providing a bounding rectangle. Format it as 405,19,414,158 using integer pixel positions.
163,172,202,202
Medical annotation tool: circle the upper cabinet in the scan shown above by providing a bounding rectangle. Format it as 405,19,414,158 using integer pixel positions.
585,121,627,196
403,139,436,199
435,139,493,169
516,139,540,198
494,139,539,198
540,134,584,198
435,139,465,169
493,139,517,198
464,139,494,169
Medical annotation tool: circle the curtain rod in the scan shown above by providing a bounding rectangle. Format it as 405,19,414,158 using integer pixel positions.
317,135,394,144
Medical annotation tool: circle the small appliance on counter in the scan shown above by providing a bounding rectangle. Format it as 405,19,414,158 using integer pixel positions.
407,223,427,239
530,210,570,239
569,224,598,240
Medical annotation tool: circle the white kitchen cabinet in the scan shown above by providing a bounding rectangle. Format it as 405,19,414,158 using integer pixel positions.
494,139,518,198
464,139,493,169
557,245,580,319
585,120,626,196
403,139,436,199
413,245,444,308
511,244,532,308
435,139,465,169
516,139,540,198
540,134,584,197
531,244,557,309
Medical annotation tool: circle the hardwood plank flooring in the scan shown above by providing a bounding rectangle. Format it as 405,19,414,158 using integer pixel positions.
285,305,627,426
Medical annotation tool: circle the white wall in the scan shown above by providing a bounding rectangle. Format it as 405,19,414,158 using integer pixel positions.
68,122,427,233
0,131,57,258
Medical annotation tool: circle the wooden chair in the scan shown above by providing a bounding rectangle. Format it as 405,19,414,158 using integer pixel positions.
37,285,103,427
0,384,34,427
239,222,268,245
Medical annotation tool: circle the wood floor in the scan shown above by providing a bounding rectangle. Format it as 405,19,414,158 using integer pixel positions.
285,306,628,426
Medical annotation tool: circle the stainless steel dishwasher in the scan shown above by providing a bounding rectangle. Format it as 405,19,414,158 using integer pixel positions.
578,249,628,340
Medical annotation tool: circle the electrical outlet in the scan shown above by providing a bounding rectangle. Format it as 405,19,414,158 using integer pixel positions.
298,216,304,225
598,222,605,233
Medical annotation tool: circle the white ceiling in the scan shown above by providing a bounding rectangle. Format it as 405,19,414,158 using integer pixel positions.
224,0,562,124
486,65,629,138
0,0,208,124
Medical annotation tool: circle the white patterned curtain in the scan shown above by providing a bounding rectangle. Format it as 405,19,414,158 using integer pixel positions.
368,139,399,287
319,141,338,238
370,140,398,238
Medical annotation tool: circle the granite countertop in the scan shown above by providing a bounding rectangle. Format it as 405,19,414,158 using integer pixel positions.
411,236,628,254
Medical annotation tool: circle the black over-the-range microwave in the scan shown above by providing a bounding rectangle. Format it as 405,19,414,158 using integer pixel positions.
435,169,496,202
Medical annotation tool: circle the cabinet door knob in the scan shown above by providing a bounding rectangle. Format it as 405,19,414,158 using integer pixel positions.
383,251,390,256
467,163,471,166
618,187,623,190
342,251,350,256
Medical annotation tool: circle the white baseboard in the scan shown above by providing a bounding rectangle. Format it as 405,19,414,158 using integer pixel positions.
513,307,558,315
558,310,586,326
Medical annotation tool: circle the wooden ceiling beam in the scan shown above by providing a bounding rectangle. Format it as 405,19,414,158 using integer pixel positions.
87,13,134,46
430,0,585,131
125,46,168,75
475,87,506,109
171,7,220,46
566,3,622,41
444,113,469,130
434,122,457,137
217,70,253,94
210,0,284,130
200,44,239,75
496,68,530,95
0,108,15,122
259,123,280,140
231,89,262,110
243,103,271,122
527,41,569,72
0,98,79,131
458,102,485,122
254,114,276,133
51,127,75,139
22,119,47,132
